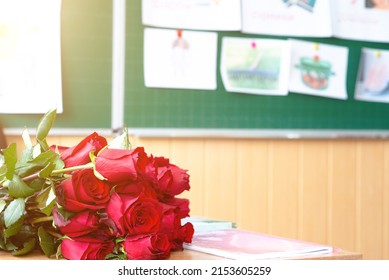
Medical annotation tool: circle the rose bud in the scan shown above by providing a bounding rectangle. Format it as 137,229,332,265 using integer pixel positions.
123,233,171,260
60,237,114,260
55,169,112,212
60,132,107,167
169,222,194,250
146,156,190,197
95,147,149,183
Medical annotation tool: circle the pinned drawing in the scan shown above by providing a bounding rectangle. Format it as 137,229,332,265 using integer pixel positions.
334,0,389,42
282,0,317,12
171,29,190,78
144,28,217,90
220,37,291,95
142,0,241,31
365,0,389,9
241,0,332,37
288,40,348,100
355,48,389,103
295,43,334,90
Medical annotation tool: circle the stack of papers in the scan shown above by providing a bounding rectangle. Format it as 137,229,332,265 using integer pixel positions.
182,216,236,233
184,229,333,260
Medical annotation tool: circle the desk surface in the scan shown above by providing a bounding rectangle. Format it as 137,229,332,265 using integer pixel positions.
0,249,362,260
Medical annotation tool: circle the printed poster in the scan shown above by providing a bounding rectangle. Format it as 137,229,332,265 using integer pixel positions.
334,0,389,43
0,0,62,114
241,0,332,37
355,48,389,103
144,28,217,90
288,39,349,100
220,37,291,95
142,0,241,31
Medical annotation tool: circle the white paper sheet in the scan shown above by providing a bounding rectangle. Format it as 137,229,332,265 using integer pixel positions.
0,0,62,114
241,0,332,37
355,48,389,103
334,0,389,43
142,0,241,31
220,37,291,95
288,39,349,100
144,28,217,90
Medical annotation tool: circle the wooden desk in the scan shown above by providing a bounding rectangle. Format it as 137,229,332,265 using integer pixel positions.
0,249,362,260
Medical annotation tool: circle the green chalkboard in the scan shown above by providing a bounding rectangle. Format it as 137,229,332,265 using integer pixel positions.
1,0,112,130
124,1,389,131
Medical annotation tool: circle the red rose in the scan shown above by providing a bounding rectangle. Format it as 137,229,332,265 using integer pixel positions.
53,208,102,238
55,169,112,212
59,132,107,167
146,156,190,197
123,233,171,260
170,222,194,250
60,237,114,260
95,147,148,183
158,202,193,250
114,179,157,198
106,192,162,236
162,197,190,219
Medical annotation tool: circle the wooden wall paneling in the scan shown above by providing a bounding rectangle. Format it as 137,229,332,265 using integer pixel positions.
329,140,357,252
268,140,300,239
358,140,385,259
169,139,206,217
384,141,389,259
203,139,238,221
299,140,329,245
235,140,269,232
135,138,172,158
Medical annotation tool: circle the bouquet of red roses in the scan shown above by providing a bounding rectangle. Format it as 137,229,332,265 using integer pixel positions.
0,109,194,260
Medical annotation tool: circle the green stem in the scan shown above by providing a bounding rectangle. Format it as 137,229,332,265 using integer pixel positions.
22,162,94,182
46,229,63,239
50,162,94,175
31,216,54,225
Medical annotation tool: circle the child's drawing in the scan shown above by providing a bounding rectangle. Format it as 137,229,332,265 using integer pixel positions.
144,28,217,90
288,40,349,100
282,0,317,12
221,37,291,95
355,48,389,103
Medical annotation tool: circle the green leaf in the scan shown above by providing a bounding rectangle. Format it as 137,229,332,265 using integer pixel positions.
4,198,25,227
4,217,24,238
38,226,56,257
108,128,131,150
37,138,49,152
12,238,36,256
3,143,17,180
20,146,34,164
6,175,36,198
36,108,56,142
29,178,46,191
15,149,59,178
36,187,56,216
0,238,17,252
22,128,33,148
0,200,6,213
105,253,127,260
54,156,65,171
39,162,56,179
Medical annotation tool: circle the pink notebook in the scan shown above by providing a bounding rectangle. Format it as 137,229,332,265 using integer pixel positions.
184,229,333,259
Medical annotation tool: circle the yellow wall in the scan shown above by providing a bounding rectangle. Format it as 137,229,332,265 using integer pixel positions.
5,135,389,260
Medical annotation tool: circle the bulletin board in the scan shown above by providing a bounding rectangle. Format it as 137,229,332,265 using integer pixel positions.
124,1,389,136
0,0,113,130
